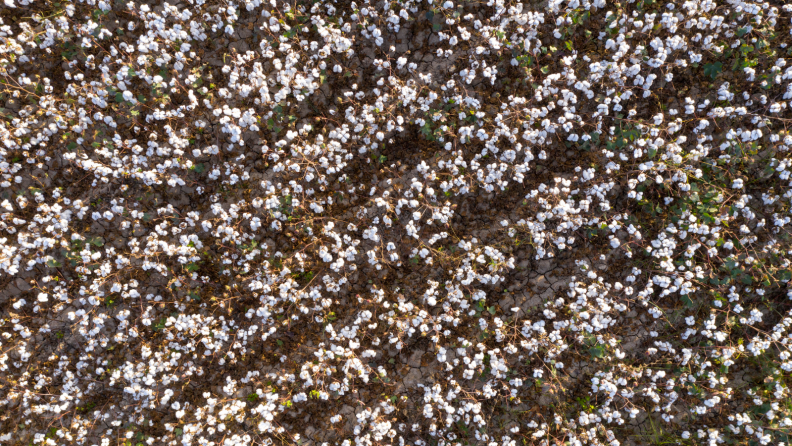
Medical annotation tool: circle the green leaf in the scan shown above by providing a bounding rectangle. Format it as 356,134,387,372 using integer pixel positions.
193,163,205,174
736,27,749,37
681,295,695,308
589,345,606,358
115,92,125,103
47,259,62,268
426,10,434,21
739,44,754,55
703,62,722,79
752,403,771,415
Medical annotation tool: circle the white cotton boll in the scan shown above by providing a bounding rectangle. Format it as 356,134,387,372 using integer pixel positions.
423,404,433,418
124,90,135,102
4,0,14,7
653,113,663,125
37,293,48,302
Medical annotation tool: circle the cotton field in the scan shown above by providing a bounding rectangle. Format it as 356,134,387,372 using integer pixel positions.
0,0,791,446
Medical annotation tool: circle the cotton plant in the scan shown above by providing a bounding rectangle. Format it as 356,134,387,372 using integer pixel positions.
0,0,792,445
